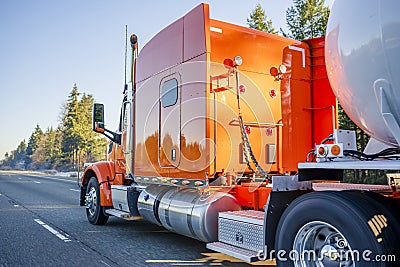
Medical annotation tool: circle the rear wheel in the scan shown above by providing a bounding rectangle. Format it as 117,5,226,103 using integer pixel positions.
275,191,399,267
85,177,109,225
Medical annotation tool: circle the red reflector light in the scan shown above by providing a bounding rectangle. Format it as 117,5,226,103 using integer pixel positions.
239,84,246,94
269,89,277,98
318,146,326,156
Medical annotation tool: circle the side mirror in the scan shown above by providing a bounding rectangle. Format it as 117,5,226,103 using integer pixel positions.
93,103,105,133
92,103,121,144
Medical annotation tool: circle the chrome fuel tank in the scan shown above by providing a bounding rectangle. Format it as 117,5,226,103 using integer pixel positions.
138,185,241,242
137,185,171,226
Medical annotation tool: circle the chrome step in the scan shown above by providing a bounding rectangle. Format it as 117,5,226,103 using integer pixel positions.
207,242,261,262
105,209,141,220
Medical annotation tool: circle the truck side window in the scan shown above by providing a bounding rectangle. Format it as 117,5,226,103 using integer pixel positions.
161,78,178,108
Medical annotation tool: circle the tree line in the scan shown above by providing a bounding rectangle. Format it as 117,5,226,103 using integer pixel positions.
0,84,107,171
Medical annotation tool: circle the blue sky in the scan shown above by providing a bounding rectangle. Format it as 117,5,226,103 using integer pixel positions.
0,0,332,159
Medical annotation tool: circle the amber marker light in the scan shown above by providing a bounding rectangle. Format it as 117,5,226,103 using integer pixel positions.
331,145,341,156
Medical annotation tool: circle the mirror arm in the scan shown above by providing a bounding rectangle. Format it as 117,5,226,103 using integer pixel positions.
102,128,121,144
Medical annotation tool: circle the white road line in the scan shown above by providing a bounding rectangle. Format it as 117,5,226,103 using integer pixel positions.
42,176,76,183
69,189,80,192
13,204,19,207
34,219,71,242
25,174,76,183
34,181,41,184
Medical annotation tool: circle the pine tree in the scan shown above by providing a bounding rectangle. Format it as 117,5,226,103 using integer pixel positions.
26,124,43,168
77,93,107,164
1,84,106,171
284,0,330,40
61,84,106,170
61,83,82,169
1,140,27,169
247,4,277,34
27,125,44,155
31,127,63,169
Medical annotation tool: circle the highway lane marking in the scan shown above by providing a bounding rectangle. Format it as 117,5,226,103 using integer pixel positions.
170,264,204,266
26,205,81,209
25,174,77,184
42,176,77,183
146,253,275,266
34,219,71,242
100,260,111,267
70,188,80,192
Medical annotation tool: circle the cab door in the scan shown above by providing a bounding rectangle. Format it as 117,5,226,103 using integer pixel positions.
159,74,181,168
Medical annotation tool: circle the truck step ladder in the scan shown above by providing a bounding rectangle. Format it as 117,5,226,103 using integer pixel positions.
207,210,265,263
207,242,261,262
105,209,141,220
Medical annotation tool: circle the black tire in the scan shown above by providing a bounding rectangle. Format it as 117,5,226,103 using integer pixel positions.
275,191,399,267
85,177,109,225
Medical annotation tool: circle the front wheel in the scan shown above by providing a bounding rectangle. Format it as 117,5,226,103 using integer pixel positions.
275,191,400,267
85,177,109,225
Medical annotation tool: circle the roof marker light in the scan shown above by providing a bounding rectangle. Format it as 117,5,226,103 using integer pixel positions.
279,64,287,74
234,56,242,66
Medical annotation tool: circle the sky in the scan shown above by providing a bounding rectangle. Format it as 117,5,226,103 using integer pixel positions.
0,0,333,160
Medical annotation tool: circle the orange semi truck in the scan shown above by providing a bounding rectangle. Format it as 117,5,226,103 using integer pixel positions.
81,2,400,266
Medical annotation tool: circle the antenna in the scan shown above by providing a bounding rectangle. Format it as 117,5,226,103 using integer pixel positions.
124,25,128,92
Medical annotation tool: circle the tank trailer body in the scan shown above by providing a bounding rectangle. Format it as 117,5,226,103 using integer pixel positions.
81,1,400,266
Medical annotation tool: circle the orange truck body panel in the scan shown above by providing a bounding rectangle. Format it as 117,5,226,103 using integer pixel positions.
231,183,272,210
83,3,337,210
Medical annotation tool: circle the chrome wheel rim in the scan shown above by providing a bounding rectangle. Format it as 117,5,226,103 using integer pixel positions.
86,186,97,216
293,221,355,267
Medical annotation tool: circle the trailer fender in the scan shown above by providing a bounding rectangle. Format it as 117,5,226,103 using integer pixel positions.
264,190,312,256
81,161,115,207
264,176,313,256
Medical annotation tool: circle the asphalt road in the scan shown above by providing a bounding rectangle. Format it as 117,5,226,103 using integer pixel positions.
0,171,275,267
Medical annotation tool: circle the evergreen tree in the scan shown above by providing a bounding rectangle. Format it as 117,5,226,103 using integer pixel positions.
61,83,82,169
26,124,43,168
27,125,43,155
61,84,106,170
1,140,27,169
284,0,330,40
247,4,277,34
31,127,63,169
1,84,106,171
